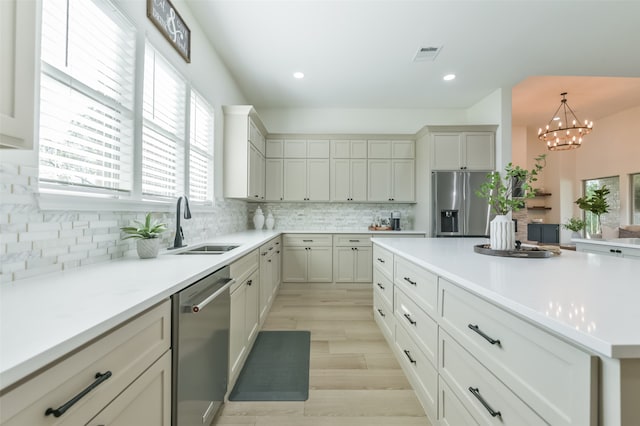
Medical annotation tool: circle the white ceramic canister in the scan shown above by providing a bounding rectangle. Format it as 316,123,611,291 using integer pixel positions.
265,210,275,230
253,206,265,230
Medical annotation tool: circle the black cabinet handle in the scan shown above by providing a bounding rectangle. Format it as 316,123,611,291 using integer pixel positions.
303,239,313,242
468,324,501,346
403,313,417,326
468,387,502,418
377,283,385,290
349,239,360,242
247,279,253,286
45,371,112,418
377,308,385,317
403,349,417,364
404,277,417,286
377,258,385,263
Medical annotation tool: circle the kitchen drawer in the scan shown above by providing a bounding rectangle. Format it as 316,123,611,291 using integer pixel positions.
394,286,437,367
394,256,438,318
230,249,259,293
372,244,393,279
373,292,394,342
283,234,332,247
333,234,372,247
439,329,546,425
260,236,280,255
439,377,478,426
394,323,437,421
439,279,596,426
373,267,393,308
0,300,171,425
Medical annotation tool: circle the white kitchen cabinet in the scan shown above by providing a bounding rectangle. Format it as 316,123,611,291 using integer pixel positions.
368,140,392,158
0,301,171,425
576,240,640,259
333,234,373,282
87,351,171,426
266,139,284,157
248,143,265,200
229,250,260,386
283,158,330,201
368,140,415,159
223,105,268,199
259,237,281,324
283,139,330,158
431,132,494,170
330,159,367,202
282,234,332,283
331,139,367,158
368,159,415,202
0,0,40,149
265,158,283,201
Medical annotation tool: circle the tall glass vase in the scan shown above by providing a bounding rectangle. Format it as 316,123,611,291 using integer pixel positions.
588,215,603,239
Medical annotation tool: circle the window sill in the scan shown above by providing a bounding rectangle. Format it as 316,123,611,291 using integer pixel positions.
37,192,216,213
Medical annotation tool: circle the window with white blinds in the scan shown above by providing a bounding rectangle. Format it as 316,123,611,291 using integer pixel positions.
189,91,214,203
142,44,187,198
39,0,136,193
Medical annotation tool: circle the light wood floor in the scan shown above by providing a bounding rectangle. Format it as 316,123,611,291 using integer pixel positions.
215,283,430,425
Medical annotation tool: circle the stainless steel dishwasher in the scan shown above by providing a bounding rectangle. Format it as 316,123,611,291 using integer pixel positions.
172,266,233,425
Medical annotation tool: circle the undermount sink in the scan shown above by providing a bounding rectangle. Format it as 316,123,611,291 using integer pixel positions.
174,244,239,255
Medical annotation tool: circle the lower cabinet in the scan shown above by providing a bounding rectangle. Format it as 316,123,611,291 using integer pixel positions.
576,241,640,259
0,301,171,425
259,237,281,324
333,234,372,283
282,234,332,282
371,243,597,426
527,223,559,243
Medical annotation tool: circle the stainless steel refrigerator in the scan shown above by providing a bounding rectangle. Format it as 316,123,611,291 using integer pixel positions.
432,171,494,237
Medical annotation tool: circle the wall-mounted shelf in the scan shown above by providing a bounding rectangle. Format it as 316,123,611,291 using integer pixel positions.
528,206,552,210
533,192,552,197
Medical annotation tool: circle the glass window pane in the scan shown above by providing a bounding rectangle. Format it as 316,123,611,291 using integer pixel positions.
632,174,640,224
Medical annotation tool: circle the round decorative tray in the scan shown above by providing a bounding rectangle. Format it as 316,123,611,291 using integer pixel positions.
474,244,557,258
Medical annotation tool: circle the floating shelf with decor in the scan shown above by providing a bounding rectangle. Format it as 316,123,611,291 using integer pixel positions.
527,191,552,211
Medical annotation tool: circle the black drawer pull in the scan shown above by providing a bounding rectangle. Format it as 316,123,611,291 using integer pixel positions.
377,257,385,263
45,371,112,418
403,313,416,326
247,279,253,286
404,277,417,286
349,239,360,242
377,308,385,317
403,349,417,364
468,387,502,418
303,239,313,242
468,324,501,346
377,283,385,290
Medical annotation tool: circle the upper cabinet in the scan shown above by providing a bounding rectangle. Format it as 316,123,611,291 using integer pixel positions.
431,132,495,171
223,106,268,200
0,0,40,149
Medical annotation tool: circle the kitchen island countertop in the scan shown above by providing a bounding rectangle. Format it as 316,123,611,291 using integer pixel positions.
372,237,640,359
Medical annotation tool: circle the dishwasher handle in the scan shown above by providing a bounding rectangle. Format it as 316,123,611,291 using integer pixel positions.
190,278,234,313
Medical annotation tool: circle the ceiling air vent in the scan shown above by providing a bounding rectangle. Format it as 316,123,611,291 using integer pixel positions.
413,45,442,62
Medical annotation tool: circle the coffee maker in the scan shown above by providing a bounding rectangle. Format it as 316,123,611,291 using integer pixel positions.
390,211,401,231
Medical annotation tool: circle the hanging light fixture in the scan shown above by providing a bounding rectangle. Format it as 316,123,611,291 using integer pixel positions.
538,92,593,151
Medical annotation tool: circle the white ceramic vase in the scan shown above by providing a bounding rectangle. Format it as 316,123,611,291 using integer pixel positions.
136,238,160,259
265,211,275,230
490,214,515,251
253,206,265,230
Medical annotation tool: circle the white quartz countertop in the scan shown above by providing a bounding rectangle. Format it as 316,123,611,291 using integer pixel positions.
573,237,640,249
0,229,424,389
372,237,640,359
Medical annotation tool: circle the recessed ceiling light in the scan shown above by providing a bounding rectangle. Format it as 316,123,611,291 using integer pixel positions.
293,72,304,79
443,74,456,81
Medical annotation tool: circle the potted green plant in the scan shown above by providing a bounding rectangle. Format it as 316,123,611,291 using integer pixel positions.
476,154,546,250
563,217,586,240
575,186,610,238
121,213,167,258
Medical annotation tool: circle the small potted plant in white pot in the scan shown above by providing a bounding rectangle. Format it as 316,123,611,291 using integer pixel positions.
476,154,546,250
121,213,167,259
563,217,586,241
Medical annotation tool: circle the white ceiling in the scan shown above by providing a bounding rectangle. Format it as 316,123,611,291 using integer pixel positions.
185,0,640,127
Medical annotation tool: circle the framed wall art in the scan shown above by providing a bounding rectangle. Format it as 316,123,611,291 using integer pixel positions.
147,0,191,63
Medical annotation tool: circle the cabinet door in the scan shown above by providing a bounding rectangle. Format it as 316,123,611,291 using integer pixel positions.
331,159,351,201
351,140,368,158
350,159,368,201
272,248,281,296
229,285,247,378
266,139,283,157
283,159,307,201
307,247,333,282
0,0,38,149
88,351,171,426
245,270,260,343
334,246,356,282
284,139,307,157
354,246,373,282
259,252,272,323
392,140,415,158
432,133,462,170
307,139,330,158
331,140,351,158
368,140,392,158
248,144,263,200
282,247,307,282
527,224,542,242
265,159,283,201
392,159,415,202
541,224,559,244
463,133,495,170
368,159,392,201
307,159,330,201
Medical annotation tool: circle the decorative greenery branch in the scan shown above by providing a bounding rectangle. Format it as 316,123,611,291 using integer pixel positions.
563,217,586,232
